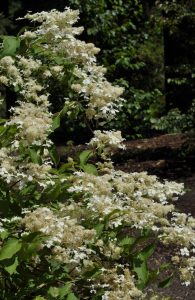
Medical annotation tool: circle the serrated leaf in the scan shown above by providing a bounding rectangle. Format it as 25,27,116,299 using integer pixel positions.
133,243,156,289
133,257,148,289
0,36,20,57
59,282,72,298
29,148,42,164
67,293,79,300
138,243,156,261
95,223,104,236
0,125,5,135
0,238,21,261
4,256,18,275
83,164,98,175
79,150,93,166
20,233,44,260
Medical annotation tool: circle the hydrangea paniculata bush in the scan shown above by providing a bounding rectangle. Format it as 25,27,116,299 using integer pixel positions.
0,8,194,300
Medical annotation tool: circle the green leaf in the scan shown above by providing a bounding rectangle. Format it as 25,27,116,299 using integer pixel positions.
82,164,98,175
52,114,61,131
0,125,5,135
67,293,79,300
0,119,7,125
59,162,74,173
29,148,42,164
0,229,9,240
119,236,136,247
53,56,65,65
84,266,101,279
138,243,156,261
20,233,44,260
158,274,173,288
79,150,93,166
133,243,156,289
159,263,170,271
49,146,60,166
48,287,59,298
133,257,148,289
33,297,46,300
48,283,72,299
59,282,72,298
22,232,41,243
20,183,37,196
95,223,104,236
4,257,19,275
0,238,21,261
0,36,20,57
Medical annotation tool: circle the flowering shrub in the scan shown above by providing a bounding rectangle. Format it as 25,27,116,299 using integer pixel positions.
0,8,194,300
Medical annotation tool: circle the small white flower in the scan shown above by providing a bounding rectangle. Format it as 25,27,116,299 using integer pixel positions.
180,247,190,256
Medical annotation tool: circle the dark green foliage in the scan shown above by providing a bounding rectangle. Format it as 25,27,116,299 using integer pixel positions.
67,0,165,138
156,0,195,113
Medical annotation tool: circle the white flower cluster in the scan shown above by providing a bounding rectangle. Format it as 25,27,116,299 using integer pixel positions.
8,102,52,146
72,65,124,120
21,204,144,299
67,170,195,284
99,268,143,300
21,8,124,121
20,166,195,293
68,170,184,224
88,130,125,159
0,45,53,188
0,146,54,188
0,55,52,145
22,206,96,264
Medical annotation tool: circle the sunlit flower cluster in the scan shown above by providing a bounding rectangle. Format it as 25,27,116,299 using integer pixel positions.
66,169,195,284
20,8,124,121
99,268,143,300
8,102,52,146
88,130,125,159
0,146,54,188
21,204,144,298
72,65,124,120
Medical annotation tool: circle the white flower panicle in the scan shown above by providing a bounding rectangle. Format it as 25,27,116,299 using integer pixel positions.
20,8,124,121
88,130,125,159
66,169,195,284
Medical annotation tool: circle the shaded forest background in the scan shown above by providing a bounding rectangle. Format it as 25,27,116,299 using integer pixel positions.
0,0,194,141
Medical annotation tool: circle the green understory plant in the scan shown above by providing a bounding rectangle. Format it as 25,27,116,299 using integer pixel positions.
151,99,195,133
